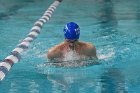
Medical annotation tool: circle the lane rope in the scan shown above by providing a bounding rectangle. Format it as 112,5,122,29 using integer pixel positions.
0,0,63,81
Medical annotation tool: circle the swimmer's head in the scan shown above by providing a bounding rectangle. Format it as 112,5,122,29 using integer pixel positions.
64,22,80,40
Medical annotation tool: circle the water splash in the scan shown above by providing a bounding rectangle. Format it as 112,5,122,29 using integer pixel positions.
63,50,81,61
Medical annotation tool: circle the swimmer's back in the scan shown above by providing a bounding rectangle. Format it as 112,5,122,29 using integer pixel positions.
47,41,97,61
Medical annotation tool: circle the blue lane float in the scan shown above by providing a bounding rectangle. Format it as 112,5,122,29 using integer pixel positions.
0,0,63,81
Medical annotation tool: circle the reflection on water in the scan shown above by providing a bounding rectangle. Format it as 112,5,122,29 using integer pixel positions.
97,0,117,37
0,0,36,20
46,67,127,93
101,68,127,93
98,0,117,26
0,1,25,20
0,66,128,93
46,67,101,93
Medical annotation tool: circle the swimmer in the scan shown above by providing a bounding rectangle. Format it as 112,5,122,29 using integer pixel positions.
47,22,97,61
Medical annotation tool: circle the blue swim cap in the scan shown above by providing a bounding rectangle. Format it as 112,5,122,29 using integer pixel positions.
64,22,80,40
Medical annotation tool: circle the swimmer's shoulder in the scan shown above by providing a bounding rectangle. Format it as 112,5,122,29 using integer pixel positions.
47,42,65,60
78,41,95,49
48,42,65,53
78,41,97,58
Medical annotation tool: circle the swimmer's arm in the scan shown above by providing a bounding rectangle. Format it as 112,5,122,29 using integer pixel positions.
47,49,62,61
87,46,100,65
47,49,55,61
87,44,98,59
89,50,98,59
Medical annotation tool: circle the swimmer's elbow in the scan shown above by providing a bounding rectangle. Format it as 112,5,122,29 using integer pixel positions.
93,51,98,59
95,55,98,59
47,50,53,60
89,47,98,59
47,53,51,60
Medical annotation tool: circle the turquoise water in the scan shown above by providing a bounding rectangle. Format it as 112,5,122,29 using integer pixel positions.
0,0,140,93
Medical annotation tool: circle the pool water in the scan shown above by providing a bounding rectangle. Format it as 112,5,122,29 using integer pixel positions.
0,0,140,93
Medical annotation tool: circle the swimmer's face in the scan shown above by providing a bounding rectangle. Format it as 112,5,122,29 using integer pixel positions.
65,39,78,43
